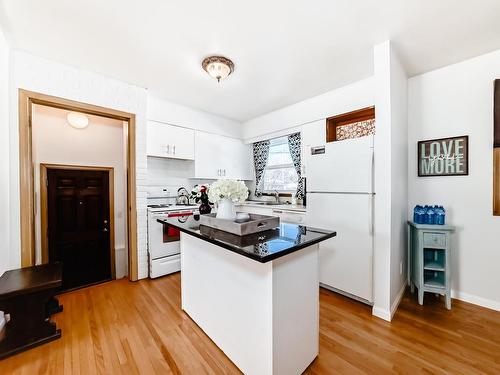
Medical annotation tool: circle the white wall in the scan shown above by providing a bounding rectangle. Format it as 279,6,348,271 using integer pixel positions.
32,105,128,278
8,51,149,278
147,93,242,138
372,42,393,320
0,26,10,275
389,45,409,312
372,41,409,321
242,77,375,141
408,49,500,311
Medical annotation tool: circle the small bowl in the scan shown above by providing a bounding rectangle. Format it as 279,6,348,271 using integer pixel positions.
235,212,250,222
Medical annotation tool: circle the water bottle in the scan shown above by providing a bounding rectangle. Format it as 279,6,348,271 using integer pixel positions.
422,206,428,224
425,205,435,225
436,206,446,225
413,205,421,223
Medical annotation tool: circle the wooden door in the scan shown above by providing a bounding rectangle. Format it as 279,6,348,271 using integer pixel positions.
47,168,112,291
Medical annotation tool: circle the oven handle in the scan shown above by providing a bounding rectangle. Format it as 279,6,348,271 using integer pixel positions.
168,211,194,218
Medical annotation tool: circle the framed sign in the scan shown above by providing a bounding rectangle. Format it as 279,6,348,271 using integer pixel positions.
418,135,469,177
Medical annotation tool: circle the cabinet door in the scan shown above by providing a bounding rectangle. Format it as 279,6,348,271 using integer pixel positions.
147,121,195,160
194,131,224,179
271,209,306,224
225,138,254,180
194,131,254,180
301,120,326,177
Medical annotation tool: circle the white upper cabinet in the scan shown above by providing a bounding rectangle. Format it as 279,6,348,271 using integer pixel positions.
147,120,195,160
301,119,326,178
194,131,254,180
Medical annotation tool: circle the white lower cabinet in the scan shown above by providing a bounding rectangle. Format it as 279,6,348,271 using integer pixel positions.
194,131,253,180
271,208,306,224
237,205,306,224
150,254,181,278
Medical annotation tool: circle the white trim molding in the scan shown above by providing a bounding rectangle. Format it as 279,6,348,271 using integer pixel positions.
372,283,407,322
451,290,500,312
390,283,407,319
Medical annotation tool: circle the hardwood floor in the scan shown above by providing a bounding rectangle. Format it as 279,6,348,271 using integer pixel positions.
1,273,499,374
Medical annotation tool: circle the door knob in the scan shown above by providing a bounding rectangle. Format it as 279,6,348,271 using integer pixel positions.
103,228,108,232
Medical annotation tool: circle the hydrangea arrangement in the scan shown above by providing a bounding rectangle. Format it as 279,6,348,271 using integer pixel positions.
208,179,249,203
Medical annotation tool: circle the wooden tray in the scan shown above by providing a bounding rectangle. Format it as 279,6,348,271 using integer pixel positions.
199,213,280,236
199,225,280,247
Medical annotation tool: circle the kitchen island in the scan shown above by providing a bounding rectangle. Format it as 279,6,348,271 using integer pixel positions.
157,216,336,375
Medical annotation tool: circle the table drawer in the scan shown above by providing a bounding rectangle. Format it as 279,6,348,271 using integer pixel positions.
423,232,446,248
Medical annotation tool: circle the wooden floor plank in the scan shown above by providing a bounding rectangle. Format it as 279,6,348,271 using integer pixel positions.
1,273,499,374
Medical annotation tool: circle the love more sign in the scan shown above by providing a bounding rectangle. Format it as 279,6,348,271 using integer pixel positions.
418,136,469,177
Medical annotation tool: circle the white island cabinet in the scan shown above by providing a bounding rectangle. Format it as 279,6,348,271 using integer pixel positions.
158,217,336,375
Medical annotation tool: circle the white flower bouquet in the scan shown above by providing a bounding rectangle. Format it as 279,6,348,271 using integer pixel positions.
208,179,249,203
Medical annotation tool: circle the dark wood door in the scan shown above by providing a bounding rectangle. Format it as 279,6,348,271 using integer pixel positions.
47,169,112,291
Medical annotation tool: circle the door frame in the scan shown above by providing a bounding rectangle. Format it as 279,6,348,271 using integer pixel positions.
40,164,116,278
18,89,139,281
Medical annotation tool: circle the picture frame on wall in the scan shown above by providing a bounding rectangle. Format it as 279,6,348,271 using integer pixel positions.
417,135,469,177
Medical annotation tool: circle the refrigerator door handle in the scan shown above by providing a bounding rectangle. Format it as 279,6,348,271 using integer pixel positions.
369,148,374,194
368,193,373,236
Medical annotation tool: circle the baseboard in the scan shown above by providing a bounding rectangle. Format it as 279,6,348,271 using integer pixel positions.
390,283,407,319
319,283,373,306
372,306,391,321
451,290,500,312
371,283,407,322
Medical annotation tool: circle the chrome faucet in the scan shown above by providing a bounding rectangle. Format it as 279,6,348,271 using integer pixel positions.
274,190,280,203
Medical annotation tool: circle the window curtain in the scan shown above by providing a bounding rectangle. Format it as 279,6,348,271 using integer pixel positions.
287,132,304,199
252,139,270,197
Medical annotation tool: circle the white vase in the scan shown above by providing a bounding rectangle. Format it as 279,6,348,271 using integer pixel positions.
216,198,236,220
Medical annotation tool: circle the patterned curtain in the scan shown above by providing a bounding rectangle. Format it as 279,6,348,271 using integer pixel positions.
287,132,304,199
253,139,270,197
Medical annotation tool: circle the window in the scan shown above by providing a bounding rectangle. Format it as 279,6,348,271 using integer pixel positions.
262,137,298,193
326,106,375,142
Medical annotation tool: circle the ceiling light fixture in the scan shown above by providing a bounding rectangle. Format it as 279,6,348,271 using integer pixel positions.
202,55,234,82
66,111,89,129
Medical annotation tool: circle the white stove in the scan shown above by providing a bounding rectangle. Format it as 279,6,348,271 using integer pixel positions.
147,189,199,278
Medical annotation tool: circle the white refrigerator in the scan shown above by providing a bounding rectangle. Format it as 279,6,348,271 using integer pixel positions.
305,135,374,304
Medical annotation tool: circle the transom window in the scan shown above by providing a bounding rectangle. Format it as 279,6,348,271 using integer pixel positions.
262,137,298,193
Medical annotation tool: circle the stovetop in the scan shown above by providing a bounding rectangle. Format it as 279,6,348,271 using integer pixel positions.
147,204,198,212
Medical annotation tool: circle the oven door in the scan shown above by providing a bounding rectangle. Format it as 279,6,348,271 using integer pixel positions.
148,211,192,260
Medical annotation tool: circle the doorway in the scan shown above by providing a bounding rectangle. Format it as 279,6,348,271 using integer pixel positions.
18,89,139,281
42,165,115,291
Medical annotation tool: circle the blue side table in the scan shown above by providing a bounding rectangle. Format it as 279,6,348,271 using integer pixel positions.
407,221,455,309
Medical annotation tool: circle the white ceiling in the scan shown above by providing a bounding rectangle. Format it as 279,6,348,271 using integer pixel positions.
2,0,500,121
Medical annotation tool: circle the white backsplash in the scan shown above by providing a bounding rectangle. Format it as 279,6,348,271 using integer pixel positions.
146,157,252,198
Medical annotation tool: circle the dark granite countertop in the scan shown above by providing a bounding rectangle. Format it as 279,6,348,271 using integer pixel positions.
157,215,336,263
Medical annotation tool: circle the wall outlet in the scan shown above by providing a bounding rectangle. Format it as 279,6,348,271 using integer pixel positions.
400,261,403,275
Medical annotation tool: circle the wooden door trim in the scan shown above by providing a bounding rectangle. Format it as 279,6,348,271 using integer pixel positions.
494,148,500,216
40,164,116,278
19,89,139,281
